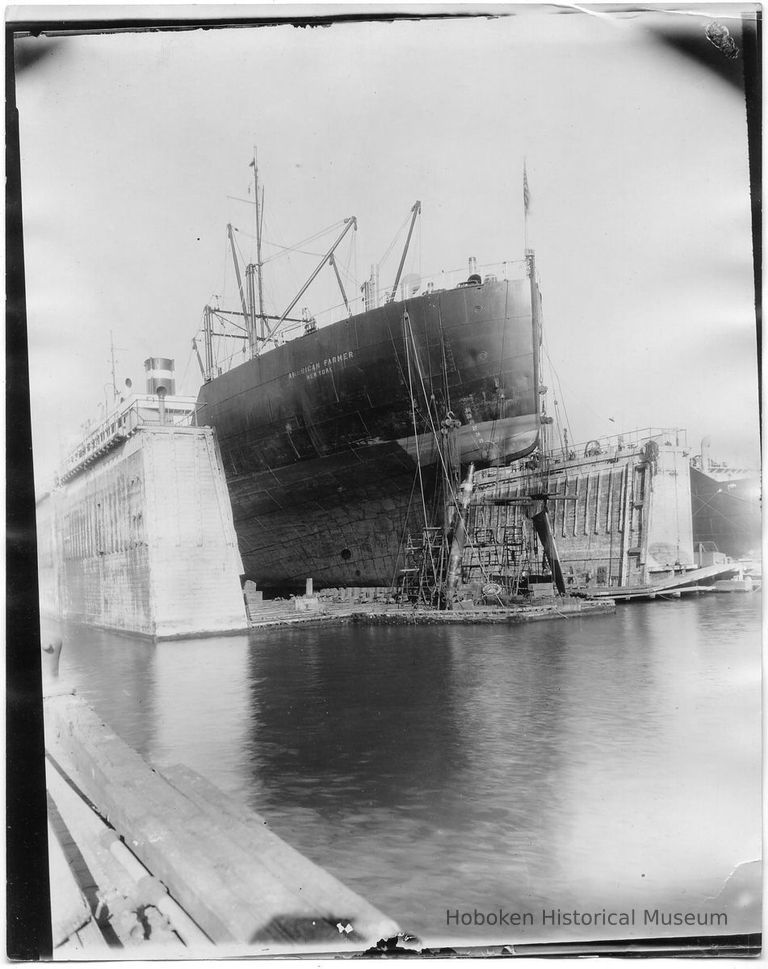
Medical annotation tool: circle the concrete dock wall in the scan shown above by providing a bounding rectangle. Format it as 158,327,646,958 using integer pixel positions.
470,439,695,591
644,445,694,571
140,427,247,637
37,425,247,638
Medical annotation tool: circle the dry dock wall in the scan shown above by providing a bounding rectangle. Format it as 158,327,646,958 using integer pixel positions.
37,425,247,638
470,440,694,591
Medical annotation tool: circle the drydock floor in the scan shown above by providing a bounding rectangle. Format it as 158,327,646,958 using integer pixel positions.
245,598,615,629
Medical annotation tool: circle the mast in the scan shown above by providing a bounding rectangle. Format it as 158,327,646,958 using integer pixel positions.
108,331,127,407
387,200,421,303
523,159,531,254
109,331,118,406
202,306,214,380
245,263,257,356
250,150,266,343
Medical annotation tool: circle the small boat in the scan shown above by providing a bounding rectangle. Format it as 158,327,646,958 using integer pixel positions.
713,571,757,593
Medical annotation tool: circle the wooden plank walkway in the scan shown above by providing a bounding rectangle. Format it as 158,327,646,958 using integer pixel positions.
44,692,400,954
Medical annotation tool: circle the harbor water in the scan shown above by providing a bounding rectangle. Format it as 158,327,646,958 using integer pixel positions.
41,594,761,947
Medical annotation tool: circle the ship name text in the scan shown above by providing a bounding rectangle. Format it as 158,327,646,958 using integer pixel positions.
288,351,355,380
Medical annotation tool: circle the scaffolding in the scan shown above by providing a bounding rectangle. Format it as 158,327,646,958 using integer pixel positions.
398,527,449,607
462,509,544,596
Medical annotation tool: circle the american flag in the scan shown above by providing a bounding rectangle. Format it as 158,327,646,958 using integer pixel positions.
523,163,531,215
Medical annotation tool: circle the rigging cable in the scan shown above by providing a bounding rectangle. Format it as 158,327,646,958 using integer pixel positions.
485,278,511,461
388,466,423,594
541,327,574,444
260,221,347,264
436,302,452,415
404,312,429,531
402,310,493,587
378,209,414,273
177,344,195,396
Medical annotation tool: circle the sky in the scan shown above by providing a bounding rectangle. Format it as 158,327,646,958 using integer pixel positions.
13,6,761,491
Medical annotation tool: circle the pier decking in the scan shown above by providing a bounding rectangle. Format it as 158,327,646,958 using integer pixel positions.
44,686,400,955
582,562,742,601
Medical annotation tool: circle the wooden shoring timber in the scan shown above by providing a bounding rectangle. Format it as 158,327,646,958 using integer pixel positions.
44,694,400,949
47,819,100,950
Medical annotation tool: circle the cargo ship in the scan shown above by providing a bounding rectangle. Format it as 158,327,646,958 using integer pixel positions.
689,443,761,560
194,165,543,590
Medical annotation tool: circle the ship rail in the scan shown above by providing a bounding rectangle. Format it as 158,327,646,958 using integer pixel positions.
292,258,531,332
474,427,689,485
208,258,531,374
543,427,688,465
58,394,198,483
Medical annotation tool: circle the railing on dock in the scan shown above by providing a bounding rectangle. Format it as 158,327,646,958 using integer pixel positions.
475,427,689,487
58,394,198,483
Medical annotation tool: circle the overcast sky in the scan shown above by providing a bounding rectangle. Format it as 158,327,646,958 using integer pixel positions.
14,6,760,490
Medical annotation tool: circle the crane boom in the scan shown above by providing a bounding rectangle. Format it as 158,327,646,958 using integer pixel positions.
227,223,250,324
259,217,357,349
387,200,421,302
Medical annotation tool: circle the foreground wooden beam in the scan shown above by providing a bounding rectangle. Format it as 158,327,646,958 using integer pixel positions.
44,693,399,951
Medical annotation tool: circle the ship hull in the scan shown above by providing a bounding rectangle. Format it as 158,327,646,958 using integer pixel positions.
197,275,541,589
690,466,761,559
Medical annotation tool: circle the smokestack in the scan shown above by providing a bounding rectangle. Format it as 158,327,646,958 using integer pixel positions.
144,357,175,395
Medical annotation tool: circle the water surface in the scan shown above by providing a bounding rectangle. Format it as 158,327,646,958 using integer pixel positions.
42,594,761,946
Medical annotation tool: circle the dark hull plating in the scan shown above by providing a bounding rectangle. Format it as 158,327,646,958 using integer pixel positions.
197,275,542,588
690,466,761,559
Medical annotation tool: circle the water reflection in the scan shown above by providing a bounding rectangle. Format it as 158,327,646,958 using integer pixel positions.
42,595,761,946
148,635,252,797
244,625,469,813
41,617,158,759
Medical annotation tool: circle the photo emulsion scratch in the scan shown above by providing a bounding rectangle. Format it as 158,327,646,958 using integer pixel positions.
7,4,761,960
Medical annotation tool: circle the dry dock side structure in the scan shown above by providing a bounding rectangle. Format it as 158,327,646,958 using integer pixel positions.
468,428,698,595
36,361,247,639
